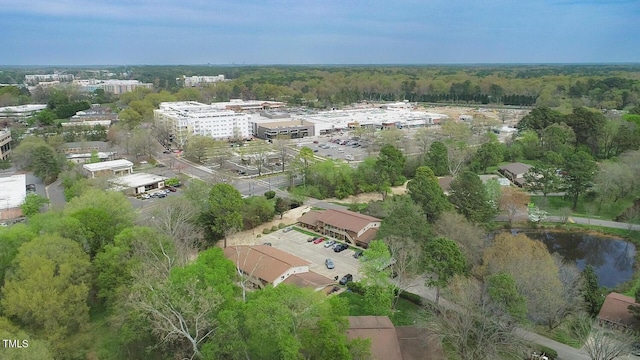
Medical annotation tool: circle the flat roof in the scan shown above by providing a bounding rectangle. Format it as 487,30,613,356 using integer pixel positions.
109,173,168,188
83,159,133,172
0,175,27,210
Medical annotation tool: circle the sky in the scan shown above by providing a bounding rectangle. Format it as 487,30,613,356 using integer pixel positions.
1,0,639,65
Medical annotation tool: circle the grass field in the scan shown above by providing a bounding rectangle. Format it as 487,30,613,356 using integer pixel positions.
338,291,425,326
530,195,635,222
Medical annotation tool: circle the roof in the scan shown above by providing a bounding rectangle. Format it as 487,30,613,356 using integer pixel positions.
224,245,310,284
396,327,445,360
357,228,379,245
597,292,640,328
347,316,403,360
499,162,532,176
83,159,133,172
0,175,26,210
316,209,381,234
63,141,109,149
258,120,314,129
109,173,168,188
297,210,323,227
281,271,335,289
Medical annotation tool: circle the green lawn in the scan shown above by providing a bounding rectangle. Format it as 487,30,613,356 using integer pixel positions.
338,291,425,326
530,195,636,222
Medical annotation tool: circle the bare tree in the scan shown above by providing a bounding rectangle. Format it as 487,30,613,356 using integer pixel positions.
148,197,204,252
445,142,473,176
582,323,639,360
385,235,422,308
273,135,290,172
433,211,487,267
499,187,531,224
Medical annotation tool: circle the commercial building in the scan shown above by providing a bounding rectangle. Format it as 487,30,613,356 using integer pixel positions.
297,209,381,248
73,79,153,95
109,173,168,195
0,104,47,121
212,99,286,112
253,119,315,139
223,245,334,290
178,75,226,87
24,73,74,84
0,130,12,160
65,107,117,128
154,101,251,148
83,159,133,178
66,152,118,164
0,175,26,220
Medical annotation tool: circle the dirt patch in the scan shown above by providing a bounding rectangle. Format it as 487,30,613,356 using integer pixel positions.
321,182,409,204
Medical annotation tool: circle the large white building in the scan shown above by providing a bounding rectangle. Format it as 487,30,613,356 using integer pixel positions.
0,104,47,121
154,101,251,148
24,73,74,84
0,175,26,220
72,80,153,95
178,75,226,87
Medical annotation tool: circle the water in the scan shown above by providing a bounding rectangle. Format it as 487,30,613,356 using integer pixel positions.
512,230,636,289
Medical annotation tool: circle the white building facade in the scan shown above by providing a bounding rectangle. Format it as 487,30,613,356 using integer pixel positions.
154,102,251,148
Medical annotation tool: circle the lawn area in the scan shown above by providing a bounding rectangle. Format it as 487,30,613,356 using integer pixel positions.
530,195,635,222
338,291,424,326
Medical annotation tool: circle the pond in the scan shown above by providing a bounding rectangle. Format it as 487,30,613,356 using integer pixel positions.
513,230,636,289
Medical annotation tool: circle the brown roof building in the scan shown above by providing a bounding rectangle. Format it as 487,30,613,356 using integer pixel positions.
597,292,640,329
223,245,333,291
298,209,381,248
347,316,444,360
437,176,454,195
499,162,532,187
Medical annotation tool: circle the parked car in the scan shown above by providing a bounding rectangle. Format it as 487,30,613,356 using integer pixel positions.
166,187,177,192
157,193,167,198
334,244,349,252
324,240,336,248
26,184,36,192
307,237,317,242
283,227,293,233
325,258,335,269
339,274,353,285
313,237,325,244
353,250,364,259
163,150,171,154
263,242,272,246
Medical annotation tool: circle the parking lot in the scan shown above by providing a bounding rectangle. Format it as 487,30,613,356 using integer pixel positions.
259,227,363,282
295,136,370,163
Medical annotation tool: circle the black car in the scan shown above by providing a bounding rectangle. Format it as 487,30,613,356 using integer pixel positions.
334,244,349,252
339,274,353,285
353,250,364,259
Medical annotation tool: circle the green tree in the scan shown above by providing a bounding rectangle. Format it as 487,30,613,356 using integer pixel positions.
87,150,101,164
487,273,527,322
524,163,562,197
359,240,395,316
426,141,449,176
64,190,135,257
275,197,289,220
407,166,452,222
375,144,406,187
448,171,495,223
0,224,35,288
206,183,244,247
0,317,54,360
541,123,576,156
1,234,91,352
241,196,275,230
564,151,598,209
565,107,606,156
20,193,49,217
423,237,467,303
517,106,563,134
472,136,503,172
378,195,431,242
298,146,315,186
582,265,603,318
30,145,63,183
185,135,215,163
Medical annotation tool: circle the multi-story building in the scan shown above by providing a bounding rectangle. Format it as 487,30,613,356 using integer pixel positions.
99,80,153,95
0,104,47,122
154,101,251,149
24,73,74,84
0,130,12,160
178,75,226,87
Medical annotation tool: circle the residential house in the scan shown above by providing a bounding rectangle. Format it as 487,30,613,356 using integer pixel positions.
347,316,445,360
597,292,640,329
297,209,381,248
499,162,533,187
223,245,334,290
437,176,454,195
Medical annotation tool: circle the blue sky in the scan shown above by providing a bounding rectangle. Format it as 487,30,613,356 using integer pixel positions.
1,0,639,65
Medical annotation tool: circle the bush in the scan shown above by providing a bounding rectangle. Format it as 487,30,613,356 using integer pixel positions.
529,345,557,360
256,234,261,238
346,281,366,294
270,225,278,232
398,291,423,306
262,228,271,235
278,223,286,229
264,190,276,199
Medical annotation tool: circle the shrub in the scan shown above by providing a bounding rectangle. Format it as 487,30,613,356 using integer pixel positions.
270,225,278,232
398,291,423,306
347,281,366,294
264,190,276,199
262,228,271,235
256,234,261,238
278,223,286,229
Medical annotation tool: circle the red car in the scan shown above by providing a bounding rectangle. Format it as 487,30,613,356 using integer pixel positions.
313,237,325,244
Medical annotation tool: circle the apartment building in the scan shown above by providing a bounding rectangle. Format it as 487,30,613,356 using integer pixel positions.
0,130,12,160
178,75,226,87
154,101,251,149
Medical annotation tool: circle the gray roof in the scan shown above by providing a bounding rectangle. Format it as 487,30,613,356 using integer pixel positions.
499,162,532,176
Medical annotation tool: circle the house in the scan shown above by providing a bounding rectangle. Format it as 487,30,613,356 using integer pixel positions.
83,159,133,178
437,176,454,195
297,209,381,248
223,245,333,290
346,316,445,360
597,292,640,329
499,162,533,187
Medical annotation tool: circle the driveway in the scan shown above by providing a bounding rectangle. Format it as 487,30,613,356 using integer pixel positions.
259,227,363,281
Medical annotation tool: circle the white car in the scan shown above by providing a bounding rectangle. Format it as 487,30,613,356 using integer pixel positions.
324,240,336,248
